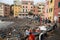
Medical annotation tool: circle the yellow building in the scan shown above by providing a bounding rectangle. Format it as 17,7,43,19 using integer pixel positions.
12,0,22,17
13,5,22,17
48,0,55,21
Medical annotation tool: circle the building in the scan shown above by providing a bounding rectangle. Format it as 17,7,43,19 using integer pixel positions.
20,0,34,16
0,3,10,17
46,0,55,21
37,2,45,17
46,0,60,22
0,3,4,17
13,5,22,17
10,5,14,16
54,0,60,22
13,0,22,17
32,5,38,15
43,0,49,19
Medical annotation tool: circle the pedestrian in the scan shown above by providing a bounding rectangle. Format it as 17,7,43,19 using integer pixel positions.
28,32,35,40
25,29,30,39
48,19,51,23
53,21,57,30
25,29,30,36
45,18,48,24
40,17,42,25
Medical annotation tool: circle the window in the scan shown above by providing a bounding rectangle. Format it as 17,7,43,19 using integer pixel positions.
23,6,24,8
34,10,35,12
15,7,17,9
50,0,52,3
49,8,52,12
42,8,44,9
5,7,7,11
15,11,17,13
50,17,51,19
31,6,32,8
26,6,27,8
5,13,7,14
47,9,48,13
22,2,28,4
23,9,24,12
23,14,24,16
58,2,60,8
48,17,49,19
49,9,50,12
26,9,27,12
31,3,33,5
38,7,41,9
42,5,45,6
39,4,41,6
5,9,7,11
38,10,41,12
0,4,2,9
39,8,41,9
50,8,52,12
25,3,28,4
34,6,35,8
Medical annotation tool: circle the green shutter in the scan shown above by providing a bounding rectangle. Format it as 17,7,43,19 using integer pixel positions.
58,2,60,8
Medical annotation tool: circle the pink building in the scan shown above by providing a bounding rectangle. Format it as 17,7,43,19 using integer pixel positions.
20,0,34,16
32,5,38,15
54,0,60,22
43,0,49,19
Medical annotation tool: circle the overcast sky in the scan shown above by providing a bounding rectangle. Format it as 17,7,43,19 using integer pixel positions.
0,0,45,5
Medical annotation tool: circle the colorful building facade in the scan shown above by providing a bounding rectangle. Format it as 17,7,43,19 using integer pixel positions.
45,0,60,22
37,2,45,16
13,0,22,17
0,3,10,17
54,0,60,22
47,0,55,21
21,0,34,16
32,5,38,15
0,3,4,16
44,0,49,19
13,5,22,17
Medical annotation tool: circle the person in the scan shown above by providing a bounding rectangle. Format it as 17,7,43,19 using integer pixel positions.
40,17,42,25
48,19,51,23
28,32,35,40
25,30,30,36
45,18,48,24
53,21,57,30
25,29,30,39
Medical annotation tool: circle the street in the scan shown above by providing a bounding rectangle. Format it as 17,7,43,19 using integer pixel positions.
0,17,60,40
0,17,40,40
45,28,60,40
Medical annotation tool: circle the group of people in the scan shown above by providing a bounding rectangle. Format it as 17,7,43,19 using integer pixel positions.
26,18,57,40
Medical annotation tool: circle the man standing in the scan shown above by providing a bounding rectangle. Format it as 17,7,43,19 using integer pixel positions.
28,32,35,40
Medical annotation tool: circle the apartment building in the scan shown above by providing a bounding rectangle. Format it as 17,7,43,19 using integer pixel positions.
37,2,45,16
0,3,10,17
20,0,34,16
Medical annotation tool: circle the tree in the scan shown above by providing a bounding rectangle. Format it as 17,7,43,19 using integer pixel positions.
10,11,14,16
